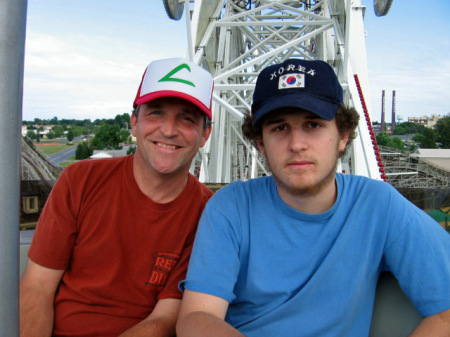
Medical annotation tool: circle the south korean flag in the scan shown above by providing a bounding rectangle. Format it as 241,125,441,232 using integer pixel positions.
278,73,305,90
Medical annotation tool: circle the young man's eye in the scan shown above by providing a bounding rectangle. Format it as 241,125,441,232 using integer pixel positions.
274,124,288,132
306,121,321,129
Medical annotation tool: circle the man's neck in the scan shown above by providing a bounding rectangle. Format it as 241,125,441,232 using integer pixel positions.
132,155,189,204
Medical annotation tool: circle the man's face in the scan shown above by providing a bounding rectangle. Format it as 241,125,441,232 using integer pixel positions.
256,108,348,200
131,97,211,177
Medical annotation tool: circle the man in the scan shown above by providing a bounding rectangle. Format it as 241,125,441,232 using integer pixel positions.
20,58,214,336
176,59,450,336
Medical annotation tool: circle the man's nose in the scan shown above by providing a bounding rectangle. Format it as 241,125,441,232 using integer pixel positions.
160,116,179,137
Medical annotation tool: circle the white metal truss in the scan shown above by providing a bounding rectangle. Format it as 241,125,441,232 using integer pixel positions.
178,0,381,183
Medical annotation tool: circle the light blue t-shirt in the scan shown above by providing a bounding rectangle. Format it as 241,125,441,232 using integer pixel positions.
181,174,450,336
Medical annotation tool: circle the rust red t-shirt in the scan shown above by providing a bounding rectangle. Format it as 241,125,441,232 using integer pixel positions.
28,155,212,336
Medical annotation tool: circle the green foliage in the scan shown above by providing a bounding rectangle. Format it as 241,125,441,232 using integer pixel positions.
421,128,437,148
390,137,405,150
375,132,405,150
393,122,426,135
47,130,56,139
119,129,131,144
26,130,37,141
375,131,391,146
126,146,136,155
66,129,74,142
75,142,93,160
435,115,450,148
52,125,65,138
412,133,425,144
91,124,121,149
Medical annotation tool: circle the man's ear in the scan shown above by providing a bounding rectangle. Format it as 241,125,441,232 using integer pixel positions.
130,113,137,137
200,125,212,147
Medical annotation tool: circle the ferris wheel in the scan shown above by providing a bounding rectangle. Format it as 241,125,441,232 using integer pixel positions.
162,0,393,184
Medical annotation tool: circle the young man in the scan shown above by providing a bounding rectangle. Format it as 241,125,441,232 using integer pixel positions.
20,58,214,337
177,59,450,336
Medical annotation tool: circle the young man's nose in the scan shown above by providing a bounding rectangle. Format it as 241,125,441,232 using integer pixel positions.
289,129,308,152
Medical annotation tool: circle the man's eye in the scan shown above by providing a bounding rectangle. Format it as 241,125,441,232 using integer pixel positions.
182,115,195,123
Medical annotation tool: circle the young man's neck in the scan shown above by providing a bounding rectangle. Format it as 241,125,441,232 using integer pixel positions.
276,174,338,214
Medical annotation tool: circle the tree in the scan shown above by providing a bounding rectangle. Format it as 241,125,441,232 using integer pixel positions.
47,130,56,140
91,124,121,149
390,137,405,151
75,142,93,160
52,125,65,138
375,132,391,146
127,146,136,155
435,115,450,148
26,130,37,141
67,129,74,142
421,128,437,148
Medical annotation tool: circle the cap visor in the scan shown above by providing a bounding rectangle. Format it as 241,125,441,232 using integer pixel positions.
253,93,339,125
134,90,212,119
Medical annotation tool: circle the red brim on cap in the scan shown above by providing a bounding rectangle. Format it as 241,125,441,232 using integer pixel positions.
134,90,212,120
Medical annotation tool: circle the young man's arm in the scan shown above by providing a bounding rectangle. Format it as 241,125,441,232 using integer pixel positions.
176,290,245,337
20,260,65,337
118,298,181,337
408,309,450,336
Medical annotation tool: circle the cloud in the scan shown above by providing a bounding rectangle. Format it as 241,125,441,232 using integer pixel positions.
23,28,187,121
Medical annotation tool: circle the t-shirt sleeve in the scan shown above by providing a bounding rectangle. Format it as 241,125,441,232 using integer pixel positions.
180,186,242,303
28,170,78,270
382,189,450,317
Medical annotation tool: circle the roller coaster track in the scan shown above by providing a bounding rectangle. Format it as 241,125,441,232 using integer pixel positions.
21,137,62,189
380,146,449,188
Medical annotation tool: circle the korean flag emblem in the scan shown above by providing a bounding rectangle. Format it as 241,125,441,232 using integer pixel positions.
279,74,305,89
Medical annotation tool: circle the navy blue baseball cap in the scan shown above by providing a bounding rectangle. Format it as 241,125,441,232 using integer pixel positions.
251,59,343,126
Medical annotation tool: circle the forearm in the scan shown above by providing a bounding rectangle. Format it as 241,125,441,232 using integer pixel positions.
19,287,54,337
177,311,245,337
408,309,450,337
118,316,176,337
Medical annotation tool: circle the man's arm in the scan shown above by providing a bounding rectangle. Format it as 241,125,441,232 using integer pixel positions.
20,260,64,337
408,309,450,336
118,298,181,337
176,290,245,337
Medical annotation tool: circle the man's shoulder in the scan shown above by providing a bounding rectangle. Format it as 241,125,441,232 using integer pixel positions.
64,155,130,172
61,155,132,184
188,174,214,200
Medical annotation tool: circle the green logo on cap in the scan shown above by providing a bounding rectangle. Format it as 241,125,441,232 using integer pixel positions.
158,63,196,87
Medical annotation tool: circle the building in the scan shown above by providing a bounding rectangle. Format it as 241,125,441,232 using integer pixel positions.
408,115,444,128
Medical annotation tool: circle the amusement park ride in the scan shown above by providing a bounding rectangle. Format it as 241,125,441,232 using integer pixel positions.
2,1,426,336
161,0,393,184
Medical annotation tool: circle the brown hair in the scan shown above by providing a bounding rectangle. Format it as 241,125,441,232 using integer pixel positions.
242,105,359,156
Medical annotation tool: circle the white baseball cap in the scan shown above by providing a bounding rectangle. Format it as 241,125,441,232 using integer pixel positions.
133,58,214,119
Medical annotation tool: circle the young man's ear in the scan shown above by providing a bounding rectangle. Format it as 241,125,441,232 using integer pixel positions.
255,136,265,156
338,131,350,153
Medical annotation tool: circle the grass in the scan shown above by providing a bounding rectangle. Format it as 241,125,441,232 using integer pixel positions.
35,141,77,156
59,156,78,167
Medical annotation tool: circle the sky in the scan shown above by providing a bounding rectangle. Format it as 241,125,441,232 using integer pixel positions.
22,0,450,123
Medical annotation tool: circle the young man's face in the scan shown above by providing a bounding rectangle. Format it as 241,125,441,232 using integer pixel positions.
256,108,348,199
131,97,211,177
